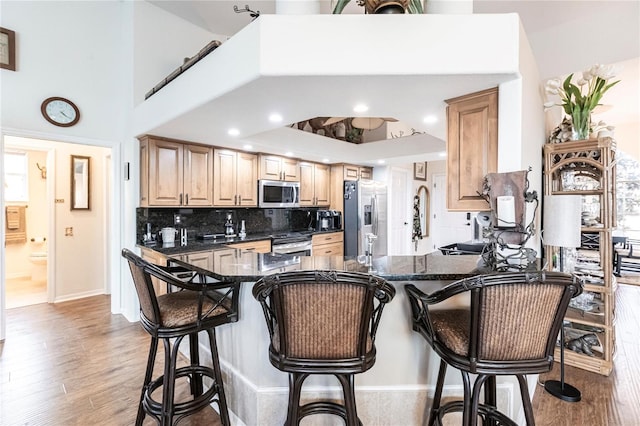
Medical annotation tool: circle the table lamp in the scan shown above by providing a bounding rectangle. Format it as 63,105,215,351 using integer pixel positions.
543,194,582,402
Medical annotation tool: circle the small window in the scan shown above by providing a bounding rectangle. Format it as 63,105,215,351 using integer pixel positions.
4,151,29,202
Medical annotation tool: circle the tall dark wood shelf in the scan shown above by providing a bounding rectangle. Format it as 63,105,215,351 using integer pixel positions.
543,137,616,376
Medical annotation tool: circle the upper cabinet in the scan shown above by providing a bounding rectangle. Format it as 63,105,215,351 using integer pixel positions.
445,87,498,211
213,149,258,207
139,135,213,207
300,162,330,207
259,154,300,181
340,164,373,181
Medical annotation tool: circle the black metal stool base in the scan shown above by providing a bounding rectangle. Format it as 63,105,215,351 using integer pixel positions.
544,380,581,402
436,401,518,426
143,365,223,421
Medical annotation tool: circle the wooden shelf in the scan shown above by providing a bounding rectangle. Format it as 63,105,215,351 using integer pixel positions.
544,137,616,376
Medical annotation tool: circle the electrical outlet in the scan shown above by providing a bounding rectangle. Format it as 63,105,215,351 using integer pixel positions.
65,227,73,236
174,214,181,225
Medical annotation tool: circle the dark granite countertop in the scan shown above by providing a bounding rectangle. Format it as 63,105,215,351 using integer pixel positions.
165,248,485,282
138,229,343,256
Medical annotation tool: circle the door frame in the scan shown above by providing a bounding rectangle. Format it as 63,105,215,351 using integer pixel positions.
0,127,122,341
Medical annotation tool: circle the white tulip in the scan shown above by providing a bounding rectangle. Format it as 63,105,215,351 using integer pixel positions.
578,78,588,86
546,78,562,89
545,87,559,95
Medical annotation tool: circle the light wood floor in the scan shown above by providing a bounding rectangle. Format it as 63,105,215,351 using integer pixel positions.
0,295,222,425
1,286,640,425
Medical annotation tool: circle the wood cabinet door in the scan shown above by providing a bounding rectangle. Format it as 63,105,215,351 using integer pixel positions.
140,248,168,296
446,87,497,211
299,162,315,206
359,167,373,180
282,157,300,181
148,138,183,206
183,144,213,206
343,165,360,180
227,239,271,253
314,163,331,206
259,155,284,181
213,149,238,206
236,152,258,206
185,251,214,271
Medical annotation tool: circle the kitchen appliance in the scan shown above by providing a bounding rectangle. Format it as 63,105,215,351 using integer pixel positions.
225,213,235,236
271,232,313,256
258,180,300,208
316,210,342,231
343,180,387,257
160,227,177,244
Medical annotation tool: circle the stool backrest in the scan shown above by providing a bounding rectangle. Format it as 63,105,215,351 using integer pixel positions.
407,271,582,372
253,271,395,367
122,248,162,325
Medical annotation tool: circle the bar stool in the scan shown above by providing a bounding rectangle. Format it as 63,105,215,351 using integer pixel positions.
405,271,581,426
122,249,239,426
252,270,395,426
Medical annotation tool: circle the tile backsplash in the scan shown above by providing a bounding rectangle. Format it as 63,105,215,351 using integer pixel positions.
136,207,319,244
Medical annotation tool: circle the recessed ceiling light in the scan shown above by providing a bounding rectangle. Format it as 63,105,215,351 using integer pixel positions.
227,128,240,136
353,104,369,113
377,159,385,164
322,158,330,163
269,113,283,123
243,144,253,150
285,152,294,157
423,115,438,124
439,151,447,157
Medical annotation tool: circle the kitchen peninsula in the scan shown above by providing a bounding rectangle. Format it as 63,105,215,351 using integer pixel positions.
138,242,532,425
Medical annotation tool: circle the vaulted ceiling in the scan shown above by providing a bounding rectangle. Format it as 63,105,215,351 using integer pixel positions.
144,1,640,162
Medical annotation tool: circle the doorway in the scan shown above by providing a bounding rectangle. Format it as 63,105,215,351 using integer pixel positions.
2,135,112,310
431,173,473,251
3,146,52,308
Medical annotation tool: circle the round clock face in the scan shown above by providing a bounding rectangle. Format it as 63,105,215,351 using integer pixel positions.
41,97,80,127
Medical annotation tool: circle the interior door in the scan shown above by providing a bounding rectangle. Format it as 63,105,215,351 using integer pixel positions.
389,168,411,255
432,173,473,251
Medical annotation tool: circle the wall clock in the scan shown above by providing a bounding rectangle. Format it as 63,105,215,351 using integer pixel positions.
41,97,80,127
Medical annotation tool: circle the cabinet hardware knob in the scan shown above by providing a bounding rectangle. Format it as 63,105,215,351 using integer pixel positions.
238,195,242,204
185,194,189,205
179,193,183,205
234,194,237,205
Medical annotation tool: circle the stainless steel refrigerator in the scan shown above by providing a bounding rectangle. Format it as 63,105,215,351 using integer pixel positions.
343,180,388,257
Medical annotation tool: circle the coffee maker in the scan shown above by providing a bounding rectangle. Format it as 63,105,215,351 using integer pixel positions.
316,210,342,231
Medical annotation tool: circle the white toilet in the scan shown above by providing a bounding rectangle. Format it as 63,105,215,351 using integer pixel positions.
29,252,48,282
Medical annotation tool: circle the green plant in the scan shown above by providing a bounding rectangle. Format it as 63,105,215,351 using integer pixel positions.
333,0,424,14
544,64,620,139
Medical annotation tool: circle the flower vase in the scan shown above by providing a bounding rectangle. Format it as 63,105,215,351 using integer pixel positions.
570,109,591,140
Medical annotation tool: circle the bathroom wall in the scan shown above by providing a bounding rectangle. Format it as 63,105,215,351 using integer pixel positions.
5,150,48,279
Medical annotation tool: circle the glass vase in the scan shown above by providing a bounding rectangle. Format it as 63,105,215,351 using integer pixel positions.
570,109,591,140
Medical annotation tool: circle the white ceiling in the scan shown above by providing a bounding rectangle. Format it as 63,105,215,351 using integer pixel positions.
144,1,640,163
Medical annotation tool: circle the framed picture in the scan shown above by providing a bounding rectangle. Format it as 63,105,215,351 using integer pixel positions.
0,27,16,71
71,155,91,210
413,162,427,181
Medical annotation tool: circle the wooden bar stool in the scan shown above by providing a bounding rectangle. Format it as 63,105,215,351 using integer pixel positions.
253,270,395,426
122,249,239,426
405,271,581,426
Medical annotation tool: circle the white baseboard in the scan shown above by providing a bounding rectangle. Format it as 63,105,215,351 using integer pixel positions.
54,289,105,303
5,272,30,280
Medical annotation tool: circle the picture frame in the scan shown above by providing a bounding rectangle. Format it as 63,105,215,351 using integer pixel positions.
0,27,16,71
71,155,91,210
413,162,427,181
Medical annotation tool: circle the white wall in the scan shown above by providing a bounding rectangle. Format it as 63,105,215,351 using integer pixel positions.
133,2,225,106
4,150,48,278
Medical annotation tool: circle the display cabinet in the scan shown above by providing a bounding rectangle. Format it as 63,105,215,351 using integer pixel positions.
543,137,616,376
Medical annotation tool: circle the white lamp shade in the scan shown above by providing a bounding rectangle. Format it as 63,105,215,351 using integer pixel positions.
543,195,582,248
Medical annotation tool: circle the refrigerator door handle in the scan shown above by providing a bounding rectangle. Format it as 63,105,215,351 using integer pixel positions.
372,195,378,236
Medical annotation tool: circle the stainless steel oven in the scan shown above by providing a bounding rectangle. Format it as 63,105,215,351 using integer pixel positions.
272,233,313,256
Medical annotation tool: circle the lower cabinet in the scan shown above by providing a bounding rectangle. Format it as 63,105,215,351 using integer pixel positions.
226,239,272,253
312,232,344,256
140,247,168,296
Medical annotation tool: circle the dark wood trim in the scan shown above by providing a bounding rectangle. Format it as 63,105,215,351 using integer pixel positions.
0,27,16,71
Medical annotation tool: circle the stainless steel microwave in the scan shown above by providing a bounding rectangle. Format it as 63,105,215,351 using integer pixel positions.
258,180,300,208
